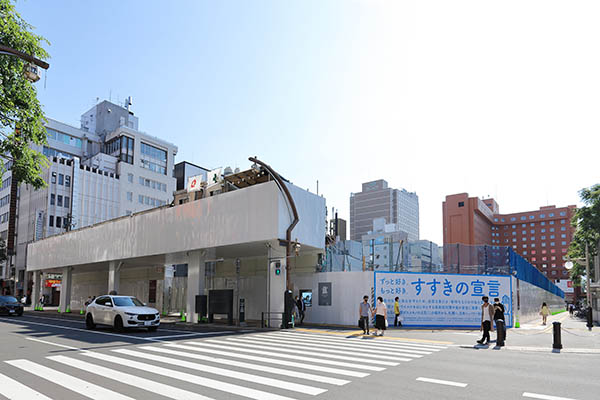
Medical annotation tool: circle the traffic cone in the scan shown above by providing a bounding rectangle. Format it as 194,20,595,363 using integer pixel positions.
79,309,84,315
515,316,520,328
66,306,71,313
181,310,186,322
57,307,60,313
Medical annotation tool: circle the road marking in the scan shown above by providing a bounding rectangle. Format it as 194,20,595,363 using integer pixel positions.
113,348,326,395
238,335,420,359
149,331,233,340
292,328,453,344
263,333,431,355
49,355,214,400
0,372,52,400
271,332,446,350
141,345,350,385
416,377,468,387
79,352,297,400
6,359,136,400
199,340,385,371
26,336,81,350
523,392,577,400
0,317,160,341
224,337,404,364
164,343,369,378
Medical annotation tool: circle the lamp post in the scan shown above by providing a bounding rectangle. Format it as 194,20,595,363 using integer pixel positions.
565,241,593,329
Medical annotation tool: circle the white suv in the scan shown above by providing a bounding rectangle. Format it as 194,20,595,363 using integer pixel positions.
85,295,160,332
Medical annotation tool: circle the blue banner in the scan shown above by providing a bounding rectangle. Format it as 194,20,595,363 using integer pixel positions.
375,272,512,328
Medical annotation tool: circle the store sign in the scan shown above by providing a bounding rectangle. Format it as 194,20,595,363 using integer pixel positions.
555,279,574,294
207,168,223,184
45,279,61,288
375,272,512,328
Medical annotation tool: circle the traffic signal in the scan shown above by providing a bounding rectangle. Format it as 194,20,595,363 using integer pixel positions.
274,262,281,276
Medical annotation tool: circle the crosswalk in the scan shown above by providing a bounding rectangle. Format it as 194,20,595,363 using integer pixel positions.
0,331,448,400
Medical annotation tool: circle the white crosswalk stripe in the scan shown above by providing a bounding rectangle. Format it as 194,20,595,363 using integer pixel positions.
5,359,137,400
195,340,386,371
0,329,448,400
0,371,52,400
247,333,428,357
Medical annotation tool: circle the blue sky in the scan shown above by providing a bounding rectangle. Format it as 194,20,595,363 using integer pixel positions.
16,0,600,244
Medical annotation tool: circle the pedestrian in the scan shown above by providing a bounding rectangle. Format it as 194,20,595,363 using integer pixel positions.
493,297,506,345
540,302,550,325
477,296,494,345
358,295,372,335
393,297,402,327
569,303,574,317
295,295,306,325
374,296,387,336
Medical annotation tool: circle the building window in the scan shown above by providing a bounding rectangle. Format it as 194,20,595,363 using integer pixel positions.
531,237,535,241
511,225,516,228
540,214,545,218
549,213,554,217
532,257,536,262
522,230,526,235
127,192,133,202
549,221,554,225
561,227,566,231
145,179,150,187
49,215,54,227
541,221,546,226
542,264,547,268
139,176,144,185
560,212,566,217
523,251,527,255
56,216,62,229
512,232,516,236
57,195,63,207
561,241,567,246
550,242,555,246
541,236,546,240
50,194,55,206
530,223,535,227
138,195,143,204
551,256,556,260
529,215,534,219
64,196,70,208
520,216,526,221
65,175,71,187
51,172,57,184
542,257,547,261
58,174,64,185
541,229,546,233
531,243,536,248
128,173,134,183
531,250,536,255
523,244,527,248
550,235,555,239
494,218,498,222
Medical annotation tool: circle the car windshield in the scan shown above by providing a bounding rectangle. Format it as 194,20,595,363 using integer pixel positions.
112,297,144,307
0,296,18,303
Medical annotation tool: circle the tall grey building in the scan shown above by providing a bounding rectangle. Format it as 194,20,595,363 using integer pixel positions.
349,179,419,241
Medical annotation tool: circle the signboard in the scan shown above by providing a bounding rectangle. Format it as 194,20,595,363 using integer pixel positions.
300,290,312,307
187,174,204,192
318,282,332,306
45,279,61,288
375,272,512,328
555,279,574,294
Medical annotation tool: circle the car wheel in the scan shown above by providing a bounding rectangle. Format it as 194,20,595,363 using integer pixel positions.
17,310,23,316
86,313,96,330
147,326,158,332
114,315,124,332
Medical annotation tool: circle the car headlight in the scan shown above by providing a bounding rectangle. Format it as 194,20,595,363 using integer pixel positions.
125,312,137,317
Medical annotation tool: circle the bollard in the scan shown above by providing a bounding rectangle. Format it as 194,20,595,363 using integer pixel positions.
496,319,505,346
552,321,563,349
586,307,593,330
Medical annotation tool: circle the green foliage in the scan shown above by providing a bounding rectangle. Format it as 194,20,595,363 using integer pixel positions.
0,0,49,188
568,184,600,285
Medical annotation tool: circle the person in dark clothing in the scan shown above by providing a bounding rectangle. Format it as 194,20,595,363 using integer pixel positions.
493,297,506,344
477,296,494,345
359,295,372,335
295,295,305,325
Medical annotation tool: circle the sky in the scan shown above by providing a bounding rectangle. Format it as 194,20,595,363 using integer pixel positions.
14,0,600,244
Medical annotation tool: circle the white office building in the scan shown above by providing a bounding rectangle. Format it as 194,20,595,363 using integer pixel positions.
2,99,178,300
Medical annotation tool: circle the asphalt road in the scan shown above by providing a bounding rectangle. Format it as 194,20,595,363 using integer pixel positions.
0,314,597,400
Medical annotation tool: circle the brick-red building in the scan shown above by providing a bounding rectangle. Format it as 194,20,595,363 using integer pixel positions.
443,193,576,281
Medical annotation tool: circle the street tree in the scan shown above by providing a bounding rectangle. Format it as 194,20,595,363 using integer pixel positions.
568,184,600,286
0,0,50,188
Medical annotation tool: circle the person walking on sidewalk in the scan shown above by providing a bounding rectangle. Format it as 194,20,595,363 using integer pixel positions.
359,296,372,335
477,296,494,345
393,297,402,327
540,302,550,325
493,297,506,345
374,297,387,336
295,295,306,325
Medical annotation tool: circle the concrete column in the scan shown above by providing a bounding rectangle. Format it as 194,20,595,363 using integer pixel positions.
31,271,41,309
108,261,122,295
59,267,72,313
186,250,206,323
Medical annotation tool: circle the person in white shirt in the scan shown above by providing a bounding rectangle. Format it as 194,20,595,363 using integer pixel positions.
477,296,495,345
374,297,387,336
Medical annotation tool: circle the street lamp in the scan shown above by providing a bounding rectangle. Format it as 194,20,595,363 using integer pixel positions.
565,242,593,329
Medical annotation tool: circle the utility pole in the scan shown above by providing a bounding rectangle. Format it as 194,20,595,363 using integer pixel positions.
585,242,593,329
